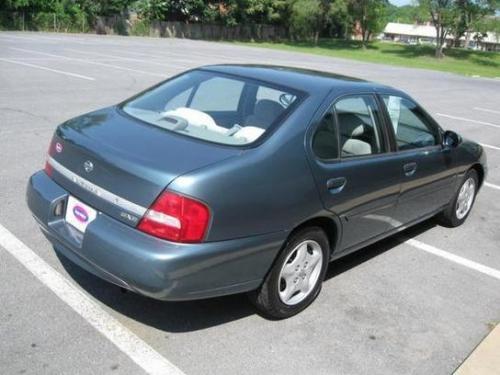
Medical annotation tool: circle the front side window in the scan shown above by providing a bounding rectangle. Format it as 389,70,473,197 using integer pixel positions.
335,95,384,157
122,70,300,146
382,95,439,150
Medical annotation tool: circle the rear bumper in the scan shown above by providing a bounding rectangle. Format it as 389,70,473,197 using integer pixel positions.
27,171,285,301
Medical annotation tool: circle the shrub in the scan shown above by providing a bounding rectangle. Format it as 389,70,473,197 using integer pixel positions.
130,18,150,36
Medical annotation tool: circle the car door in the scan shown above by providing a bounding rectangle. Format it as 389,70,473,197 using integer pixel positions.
379,93,457,226
308,93,401,252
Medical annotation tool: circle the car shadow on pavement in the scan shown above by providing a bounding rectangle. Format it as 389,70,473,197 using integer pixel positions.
57,218,439,332
324,218,438,282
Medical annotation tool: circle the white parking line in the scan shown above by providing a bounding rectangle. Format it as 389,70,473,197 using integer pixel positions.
0,33,88,44
1,57,64,61
66,48,195,67
436,113,500,129
0,35,56,43
474,107,500,115
0,223,184,375
480,143,500,151
405,238,500,281
0,58,95,81
108,49,191,60
10,47,169,78
121,49,242,63
485,182,500,191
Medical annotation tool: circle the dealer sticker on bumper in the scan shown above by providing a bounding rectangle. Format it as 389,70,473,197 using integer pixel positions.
65,195,97,233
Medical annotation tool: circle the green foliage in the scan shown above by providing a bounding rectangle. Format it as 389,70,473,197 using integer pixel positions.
450,0,496,45
134,0,168,21
386,4,428,23
133,0,206,22
242,0,288,24
129,18,150,35
289,0,322,40
0,0,134,31
349,0,388,45
418,0,496,57
477,15,500,34
418,0,459,56
328,0,351,38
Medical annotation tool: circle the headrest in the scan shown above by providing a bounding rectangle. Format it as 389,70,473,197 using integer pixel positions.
338,113,365,137
245,100,285,128
255,99,284,117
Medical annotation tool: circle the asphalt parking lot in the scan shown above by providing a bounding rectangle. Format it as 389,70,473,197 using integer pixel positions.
1,31,499,375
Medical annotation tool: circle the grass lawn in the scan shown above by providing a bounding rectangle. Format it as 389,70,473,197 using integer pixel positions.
231,39,500,78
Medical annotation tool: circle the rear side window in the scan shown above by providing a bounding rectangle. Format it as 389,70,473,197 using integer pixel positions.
382,95,439,150
335,95,384,157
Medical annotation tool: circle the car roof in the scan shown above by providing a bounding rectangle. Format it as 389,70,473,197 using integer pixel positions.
199,64,393,96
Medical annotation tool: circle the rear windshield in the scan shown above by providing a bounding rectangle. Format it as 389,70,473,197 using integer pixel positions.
122,70,300,146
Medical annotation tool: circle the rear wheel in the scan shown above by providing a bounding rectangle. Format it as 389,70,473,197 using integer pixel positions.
439,169,478,227
249,227,329,319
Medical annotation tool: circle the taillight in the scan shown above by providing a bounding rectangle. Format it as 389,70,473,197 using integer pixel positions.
44,139,55,176
138,191,210,243
44,159,53,176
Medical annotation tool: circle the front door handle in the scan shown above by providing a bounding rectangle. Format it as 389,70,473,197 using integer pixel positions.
403,162,417,177
326,177,347,193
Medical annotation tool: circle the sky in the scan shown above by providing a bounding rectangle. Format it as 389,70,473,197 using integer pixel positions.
389,0,413,6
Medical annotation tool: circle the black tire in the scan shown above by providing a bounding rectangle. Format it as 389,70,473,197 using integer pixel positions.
249,227,329,319
439,169,478,227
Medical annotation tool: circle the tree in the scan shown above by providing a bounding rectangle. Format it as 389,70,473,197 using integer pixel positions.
386,4,429,24
328,0,351,38
134,0,168,21
451,0,496,47
288,0,323,43
242,0,288,24
419,0,458,58
350,0,388,47
134,0,205,22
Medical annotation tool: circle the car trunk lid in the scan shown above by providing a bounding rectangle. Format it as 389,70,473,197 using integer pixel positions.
49,107,239,227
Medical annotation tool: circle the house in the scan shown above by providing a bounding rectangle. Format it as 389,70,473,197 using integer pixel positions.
469,32,500,52
382,22,500,51
382,22,449,45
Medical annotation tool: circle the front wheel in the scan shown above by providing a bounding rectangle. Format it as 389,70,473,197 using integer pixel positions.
439,169,478,227
249,227,329,319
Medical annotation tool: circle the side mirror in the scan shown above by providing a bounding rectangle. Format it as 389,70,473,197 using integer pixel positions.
443,130,461,149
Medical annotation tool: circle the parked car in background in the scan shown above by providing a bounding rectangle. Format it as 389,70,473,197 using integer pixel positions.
27,65,487,318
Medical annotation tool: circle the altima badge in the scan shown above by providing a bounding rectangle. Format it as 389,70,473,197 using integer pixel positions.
83,160,94,173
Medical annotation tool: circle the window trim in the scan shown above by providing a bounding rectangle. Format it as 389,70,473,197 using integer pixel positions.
117,69,307,149
377,93,443,153
311,105,339,162
334,93,390,160
309,92,393,163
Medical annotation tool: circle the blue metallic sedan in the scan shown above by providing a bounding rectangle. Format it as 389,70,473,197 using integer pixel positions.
27,65,487,318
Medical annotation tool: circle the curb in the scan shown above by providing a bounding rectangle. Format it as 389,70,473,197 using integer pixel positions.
455,324,500,375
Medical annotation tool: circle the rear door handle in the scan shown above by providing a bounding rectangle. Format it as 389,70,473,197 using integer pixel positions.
326,177,347,193
403,162,417,177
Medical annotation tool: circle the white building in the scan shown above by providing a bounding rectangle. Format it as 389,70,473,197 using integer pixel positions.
382,22,500,51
